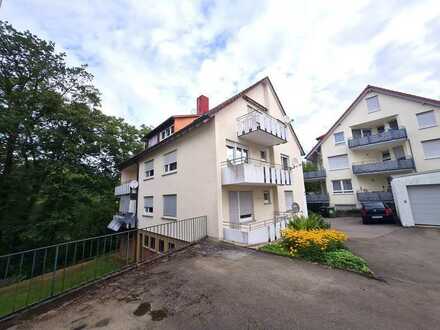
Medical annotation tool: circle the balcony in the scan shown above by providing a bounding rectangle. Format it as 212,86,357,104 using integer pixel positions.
357,191,394,202
348,128,407,150
221,158,291,186
306,193,329,204
237,110,287,146
303,169,326,182
352,158,415,175
115,180,138,196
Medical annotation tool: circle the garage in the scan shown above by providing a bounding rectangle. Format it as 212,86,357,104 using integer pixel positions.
407,185,440,225
391,170,440,227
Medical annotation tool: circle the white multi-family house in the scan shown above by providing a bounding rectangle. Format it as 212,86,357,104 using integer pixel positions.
305,85,440,216
109,77,307,245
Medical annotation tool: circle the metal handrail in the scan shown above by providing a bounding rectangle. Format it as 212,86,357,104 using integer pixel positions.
223,214,290,232
220,157,291,170
351,156,413,166
348,128,407,148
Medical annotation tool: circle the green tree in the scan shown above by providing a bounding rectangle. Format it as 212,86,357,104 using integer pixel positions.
302,161,321,192
0,22,144,254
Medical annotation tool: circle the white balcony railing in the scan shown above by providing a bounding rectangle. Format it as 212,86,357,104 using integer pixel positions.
221,158,291,186
237,110,287,146
114,180,138,196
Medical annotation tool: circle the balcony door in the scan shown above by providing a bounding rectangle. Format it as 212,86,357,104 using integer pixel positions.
229,191,254,223
226,142,249,165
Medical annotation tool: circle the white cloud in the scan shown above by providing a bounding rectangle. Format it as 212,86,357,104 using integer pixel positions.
2,0,439,152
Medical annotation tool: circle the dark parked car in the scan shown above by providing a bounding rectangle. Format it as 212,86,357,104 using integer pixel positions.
360,202,394,224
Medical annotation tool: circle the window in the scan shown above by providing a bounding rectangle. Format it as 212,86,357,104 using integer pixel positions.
334,132,345,144
263,191,271,204
382,151,391,162
332,179,353,194
164,150,177,173
143,235,149,248
281,154,290,170
388,119,399,130
285,191,294,210
143,196,153,215
148,135,158,148
362,128,372,137
260,150,267,161
150,236,156,249
422,139,440,159
119,195,130,214
366,95,380,113
416,110,437,129
228,191,253,223
168,242,175,250
160,125,174,141
377,126,385,134
159,240,165,253
226,141,248,164
163,194,177,218
144,160,154,178
328,154,349,170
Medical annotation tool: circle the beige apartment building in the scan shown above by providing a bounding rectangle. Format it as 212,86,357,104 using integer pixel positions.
109,77,307,245
305,85,440,211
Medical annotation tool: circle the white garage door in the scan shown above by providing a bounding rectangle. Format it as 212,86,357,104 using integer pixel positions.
407,185,440,226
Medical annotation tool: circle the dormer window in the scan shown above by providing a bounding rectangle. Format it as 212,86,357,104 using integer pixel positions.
160,125,174,141
366,95,380,113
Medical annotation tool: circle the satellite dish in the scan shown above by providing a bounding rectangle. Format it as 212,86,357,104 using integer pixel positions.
129,180,139,189
291,202,300,213
283,115,291,123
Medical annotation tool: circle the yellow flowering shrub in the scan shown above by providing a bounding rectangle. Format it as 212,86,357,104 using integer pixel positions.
281,229,347,261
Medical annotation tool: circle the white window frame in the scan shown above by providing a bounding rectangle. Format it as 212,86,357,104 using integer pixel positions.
422,138,440,160
160,125,175,141
263,191,271,204
334,132,345,145
143,196,154,216
163,150,177,174
144,159,154,179
281,154,290,170
416,110,437,130
226,141,249,164
332,179,353,194
366,95,380,113
328,154,349,170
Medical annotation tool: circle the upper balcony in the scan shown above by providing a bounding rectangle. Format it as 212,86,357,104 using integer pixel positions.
306,193,329,204
237,110,287,147
348,128,407,150
303,169,326,182
221,158,291,186
115,180,138,196
352,157,415,176
357,191,394,202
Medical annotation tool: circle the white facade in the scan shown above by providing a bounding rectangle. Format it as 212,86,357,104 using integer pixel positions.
305,86,440,210
117,77,307,244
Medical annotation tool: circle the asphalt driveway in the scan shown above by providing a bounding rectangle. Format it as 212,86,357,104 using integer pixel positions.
5,224,440,330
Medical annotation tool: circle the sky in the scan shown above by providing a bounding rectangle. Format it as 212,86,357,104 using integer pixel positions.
1,0,439,152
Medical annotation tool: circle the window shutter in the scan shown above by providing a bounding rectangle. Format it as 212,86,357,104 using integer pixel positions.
228,192,239,224
328,155,349,170
239,192,253,217
144,160,154,171
417,111,437,129
119,195,130,213
284,191,294,210
144,196,153,208
366,96,380,113
422,139,440,159
164,151,177,165
163,195,177,217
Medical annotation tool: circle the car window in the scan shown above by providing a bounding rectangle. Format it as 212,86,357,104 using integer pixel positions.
363,202,385,208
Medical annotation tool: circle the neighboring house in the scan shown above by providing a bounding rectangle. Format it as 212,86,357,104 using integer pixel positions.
305,85,440,211
109,77,307,245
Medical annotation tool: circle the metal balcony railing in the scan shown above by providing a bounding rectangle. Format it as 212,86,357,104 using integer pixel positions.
357,191,394,202
352,157,415,175
348,128,407,149
306,193,329,203
303,169,326,181
221,158,292,185
237,110,287,144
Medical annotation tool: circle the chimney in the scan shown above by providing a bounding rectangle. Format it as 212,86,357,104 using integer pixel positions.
196,95,209,115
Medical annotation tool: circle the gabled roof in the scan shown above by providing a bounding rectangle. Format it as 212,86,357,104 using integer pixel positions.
120,76,305,169
305,85,440,160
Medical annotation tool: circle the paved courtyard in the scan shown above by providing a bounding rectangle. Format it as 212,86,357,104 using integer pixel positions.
3,220,440,330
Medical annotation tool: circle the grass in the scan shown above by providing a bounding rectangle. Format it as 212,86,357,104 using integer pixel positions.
0,254,129,318
259,243,372,276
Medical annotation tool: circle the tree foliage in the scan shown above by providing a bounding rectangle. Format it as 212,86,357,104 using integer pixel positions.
302,161,321,192
0,22,147,254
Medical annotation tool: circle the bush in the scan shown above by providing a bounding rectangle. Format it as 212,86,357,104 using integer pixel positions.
287,213,330,231
324,249,371,274
281,229,347,262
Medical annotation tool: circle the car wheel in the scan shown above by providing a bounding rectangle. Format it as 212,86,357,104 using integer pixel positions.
362,218,369,225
